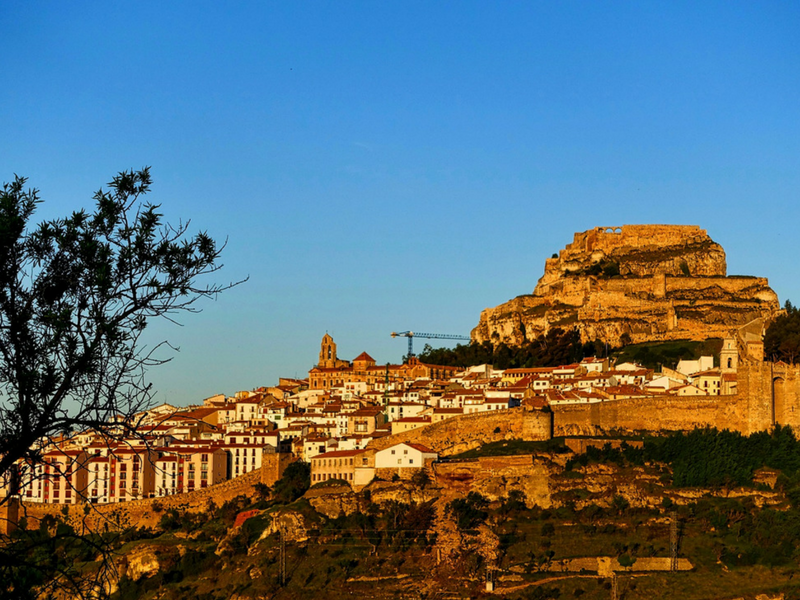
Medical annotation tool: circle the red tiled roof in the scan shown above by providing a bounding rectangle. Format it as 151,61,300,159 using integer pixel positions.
393,416,431,423
313,449,367,459
405,442,436,454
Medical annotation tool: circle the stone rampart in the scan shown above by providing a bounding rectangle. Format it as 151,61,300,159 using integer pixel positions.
20,465,264,533
0,497,19,535
543,225,726,288
553,357,800,437
367,408,552,456
261,452,296,487
553,396,741,437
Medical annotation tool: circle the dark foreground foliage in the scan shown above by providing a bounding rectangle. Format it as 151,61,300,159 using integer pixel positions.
765,299,800,364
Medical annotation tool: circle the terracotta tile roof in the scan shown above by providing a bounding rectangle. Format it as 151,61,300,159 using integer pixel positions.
393,416,431,423
405,442,437,454
313,449,367,459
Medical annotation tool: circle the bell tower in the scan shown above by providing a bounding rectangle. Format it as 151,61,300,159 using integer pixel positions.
319,333,337,368
720,336,738,374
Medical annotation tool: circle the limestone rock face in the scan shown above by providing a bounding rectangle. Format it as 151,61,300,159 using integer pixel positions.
473,225,780,347
121,543,184,582
304,484,362,518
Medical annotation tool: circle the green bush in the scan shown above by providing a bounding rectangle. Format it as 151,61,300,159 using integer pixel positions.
271,461,311,505
447,492,489,531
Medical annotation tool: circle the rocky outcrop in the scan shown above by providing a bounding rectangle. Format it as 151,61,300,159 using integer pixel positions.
473,225,780,347
305,484,363,518
123,543,185,581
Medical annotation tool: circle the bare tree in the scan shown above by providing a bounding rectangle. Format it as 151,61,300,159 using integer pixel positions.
0,168,242,598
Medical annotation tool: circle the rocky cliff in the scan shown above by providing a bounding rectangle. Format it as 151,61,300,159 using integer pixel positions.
473,225,780,347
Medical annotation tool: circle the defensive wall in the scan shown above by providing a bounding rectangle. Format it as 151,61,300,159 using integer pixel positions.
261,451,296,487
367,408,552,456
0,497,18,535
553,358,800,437
19,464,265,533
574,225,712,256
540,225,727,288
541,273,772,305
553,396,741,437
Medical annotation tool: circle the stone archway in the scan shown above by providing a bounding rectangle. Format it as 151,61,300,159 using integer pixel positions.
773,377,786,425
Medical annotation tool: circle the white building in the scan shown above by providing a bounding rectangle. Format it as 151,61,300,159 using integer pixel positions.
374,442,437,469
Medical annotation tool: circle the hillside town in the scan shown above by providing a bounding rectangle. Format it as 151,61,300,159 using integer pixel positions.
6,333,742,506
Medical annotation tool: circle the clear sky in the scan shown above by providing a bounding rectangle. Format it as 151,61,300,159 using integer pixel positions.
2,2,799,406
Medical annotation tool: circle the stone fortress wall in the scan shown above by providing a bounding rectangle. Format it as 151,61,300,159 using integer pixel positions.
19,466,266,533
553,320,800,437
366,408,552,456
537,225,726,293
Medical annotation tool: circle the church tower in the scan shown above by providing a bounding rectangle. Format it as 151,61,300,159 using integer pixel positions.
319,333,338,368
720,336,738,374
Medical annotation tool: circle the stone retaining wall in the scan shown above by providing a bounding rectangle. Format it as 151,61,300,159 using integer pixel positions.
368,408,552,456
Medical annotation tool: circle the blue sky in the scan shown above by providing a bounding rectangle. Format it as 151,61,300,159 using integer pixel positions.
2,2,799,405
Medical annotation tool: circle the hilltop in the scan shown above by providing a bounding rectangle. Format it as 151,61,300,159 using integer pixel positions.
472,225,780,348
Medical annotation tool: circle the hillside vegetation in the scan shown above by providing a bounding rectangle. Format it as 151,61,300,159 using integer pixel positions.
25,428,800,600
418,332,720,372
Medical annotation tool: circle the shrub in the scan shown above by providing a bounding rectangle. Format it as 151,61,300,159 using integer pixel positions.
271,461,311,504
447,492,489,531
618,553,636,568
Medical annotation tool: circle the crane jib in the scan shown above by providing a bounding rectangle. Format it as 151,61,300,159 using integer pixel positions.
390,331,470,360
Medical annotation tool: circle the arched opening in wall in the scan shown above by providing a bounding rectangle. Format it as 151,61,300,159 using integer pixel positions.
773,377,786,425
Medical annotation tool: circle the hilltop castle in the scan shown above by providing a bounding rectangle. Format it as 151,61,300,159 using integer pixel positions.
473,225,780,347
